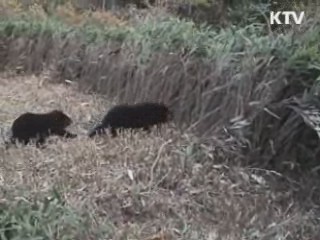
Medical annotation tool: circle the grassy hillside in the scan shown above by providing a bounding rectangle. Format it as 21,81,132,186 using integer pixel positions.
0,1,320,239
0,74,319,240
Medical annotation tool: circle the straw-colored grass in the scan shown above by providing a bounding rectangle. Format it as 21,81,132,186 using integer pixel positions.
0,74,319,239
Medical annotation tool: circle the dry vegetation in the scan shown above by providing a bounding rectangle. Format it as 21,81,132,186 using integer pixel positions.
0,74,319,239
0,0,320,239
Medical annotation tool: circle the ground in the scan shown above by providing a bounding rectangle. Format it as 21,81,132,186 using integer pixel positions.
0,74,318,240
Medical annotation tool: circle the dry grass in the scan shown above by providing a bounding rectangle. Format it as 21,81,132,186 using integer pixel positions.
0,0,128,27
1,35,285,136
0,2,320,238
1,25,320,174
55,2,128,27
0,74,319,239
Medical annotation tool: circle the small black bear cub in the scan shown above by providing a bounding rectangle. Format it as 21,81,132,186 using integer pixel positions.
88,102,173,138
9,110,77,146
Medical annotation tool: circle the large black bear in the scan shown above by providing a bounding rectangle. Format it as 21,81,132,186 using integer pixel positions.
9,110,77,146
88,102,173,138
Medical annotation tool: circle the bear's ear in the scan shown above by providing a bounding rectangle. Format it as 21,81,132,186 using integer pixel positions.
50,109,61,114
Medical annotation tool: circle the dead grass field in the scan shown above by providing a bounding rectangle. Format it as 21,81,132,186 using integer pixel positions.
0,74,319,239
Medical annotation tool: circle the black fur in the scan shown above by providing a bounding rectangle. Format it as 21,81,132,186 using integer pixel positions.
88,102,173,138
9,110,77,146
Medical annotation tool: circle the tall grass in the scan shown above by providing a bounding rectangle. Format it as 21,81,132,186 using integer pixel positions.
0,4,320,172
0,3,320,239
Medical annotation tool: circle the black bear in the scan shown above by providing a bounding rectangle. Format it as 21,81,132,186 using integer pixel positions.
9,110,77,146
88,102,173,138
